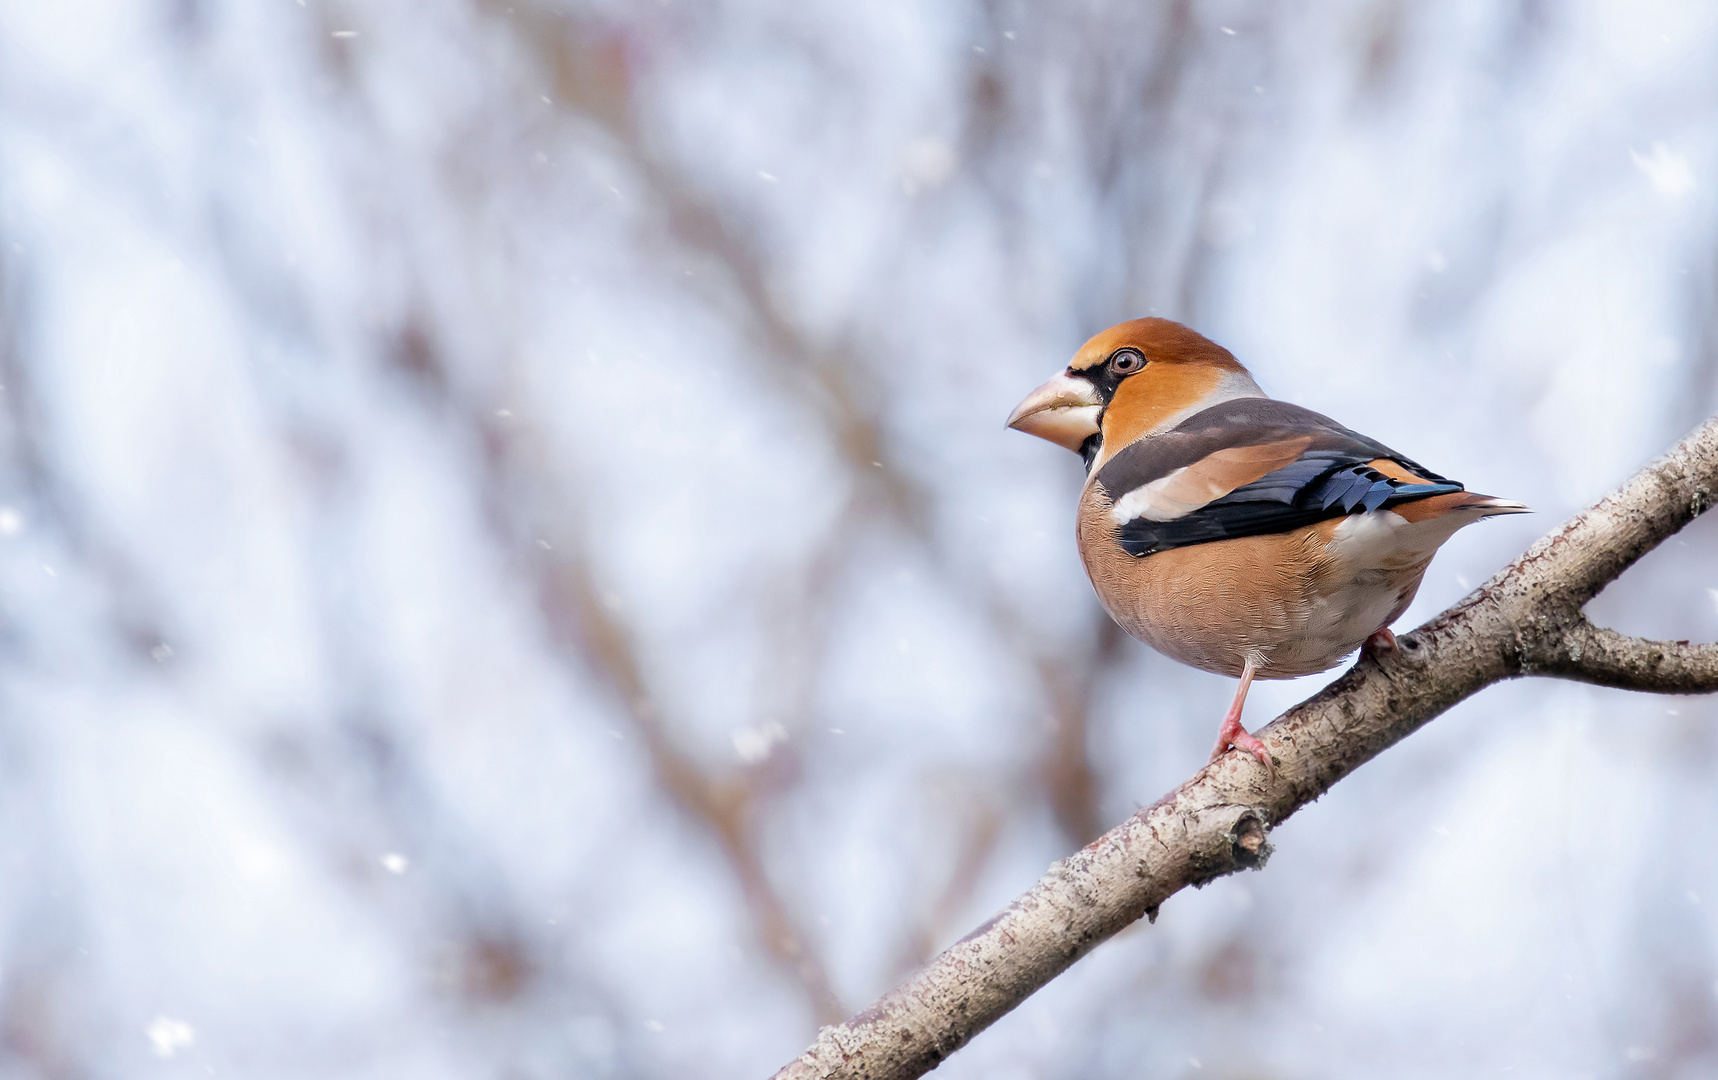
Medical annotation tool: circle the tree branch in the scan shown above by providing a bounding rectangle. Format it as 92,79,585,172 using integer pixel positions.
1527,618,1718,693
772,416,1718,1080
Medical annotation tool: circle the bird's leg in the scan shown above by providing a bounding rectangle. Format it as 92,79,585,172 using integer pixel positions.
1363,626,1398,654
1209,657,1273,771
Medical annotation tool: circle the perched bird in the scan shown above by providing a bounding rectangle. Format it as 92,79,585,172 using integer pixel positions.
1006,318,1525,769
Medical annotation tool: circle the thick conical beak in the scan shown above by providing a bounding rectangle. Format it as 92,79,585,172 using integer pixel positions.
1005,372,1103,452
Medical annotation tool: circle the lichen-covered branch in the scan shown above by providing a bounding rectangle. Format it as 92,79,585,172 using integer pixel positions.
772,415,1718,1080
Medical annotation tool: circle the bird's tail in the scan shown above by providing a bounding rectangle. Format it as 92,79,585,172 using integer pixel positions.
1388,489,1528,525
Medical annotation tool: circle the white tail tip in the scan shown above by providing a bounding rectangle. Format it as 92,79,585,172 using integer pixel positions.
1473,497,1530,516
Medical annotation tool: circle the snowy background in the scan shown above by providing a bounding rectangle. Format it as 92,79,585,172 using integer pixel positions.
1,1,1717,1077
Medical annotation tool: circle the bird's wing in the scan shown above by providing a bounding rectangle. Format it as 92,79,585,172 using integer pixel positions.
1093,399,1463,557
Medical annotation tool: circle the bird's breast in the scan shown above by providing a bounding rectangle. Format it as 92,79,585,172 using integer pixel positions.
1077,488,1432,679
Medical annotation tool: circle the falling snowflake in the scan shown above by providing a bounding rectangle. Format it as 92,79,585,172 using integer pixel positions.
1632,142,1694,197
146,1016,195,1058
899,137,957,194
732,720,786,763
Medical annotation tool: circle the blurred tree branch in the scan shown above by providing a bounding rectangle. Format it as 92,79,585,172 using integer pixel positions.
474,1,1134,1023
773,416,1718,1080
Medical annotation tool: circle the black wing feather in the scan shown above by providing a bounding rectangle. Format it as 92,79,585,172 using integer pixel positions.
1096,400,1463,558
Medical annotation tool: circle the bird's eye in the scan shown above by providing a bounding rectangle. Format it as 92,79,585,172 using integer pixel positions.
1109,348,1146,374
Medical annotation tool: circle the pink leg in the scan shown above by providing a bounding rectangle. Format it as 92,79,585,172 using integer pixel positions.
1209,657,1273,772
1363,626,1398,654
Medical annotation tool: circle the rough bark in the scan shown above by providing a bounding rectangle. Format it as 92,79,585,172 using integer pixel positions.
772,416,1718,1080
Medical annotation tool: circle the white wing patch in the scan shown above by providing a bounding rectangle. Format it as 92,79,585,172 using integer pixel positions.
1111,466,1202,523
1109,438,1314,525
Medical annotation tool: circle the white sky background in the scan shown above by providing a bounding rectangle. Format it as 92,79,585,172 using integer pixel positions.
0,0,1716,1077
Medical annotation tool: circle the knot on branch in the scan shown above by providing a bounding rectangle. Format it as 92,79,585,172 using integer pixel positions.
1187,808,1273,888
1231,813,1272,868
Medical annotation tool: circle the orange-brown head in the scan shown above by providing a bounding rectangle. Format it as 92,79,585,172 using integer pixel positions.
1006,318,1265,470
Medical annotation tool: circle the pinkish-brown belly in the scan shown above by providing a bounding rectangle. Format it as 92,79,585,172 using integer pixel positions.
1077,495,1427,679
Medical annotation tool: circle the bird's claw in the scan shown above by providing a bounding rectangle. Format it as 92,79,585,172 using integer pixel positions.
1363,627,1398,655
1211,722,1276,778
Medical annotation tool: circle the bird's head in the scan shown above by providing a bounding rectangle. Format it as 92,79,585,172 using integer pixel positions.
1006,317,1264,469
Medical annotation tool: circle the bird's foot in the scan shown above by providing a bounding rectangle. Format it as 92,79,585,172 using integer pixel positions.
1209,713,1274,775
1363,627,1398,655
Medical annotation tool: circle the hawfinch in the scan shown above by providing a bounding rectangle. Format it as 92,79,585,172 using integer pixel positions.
1007,318,1525,769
